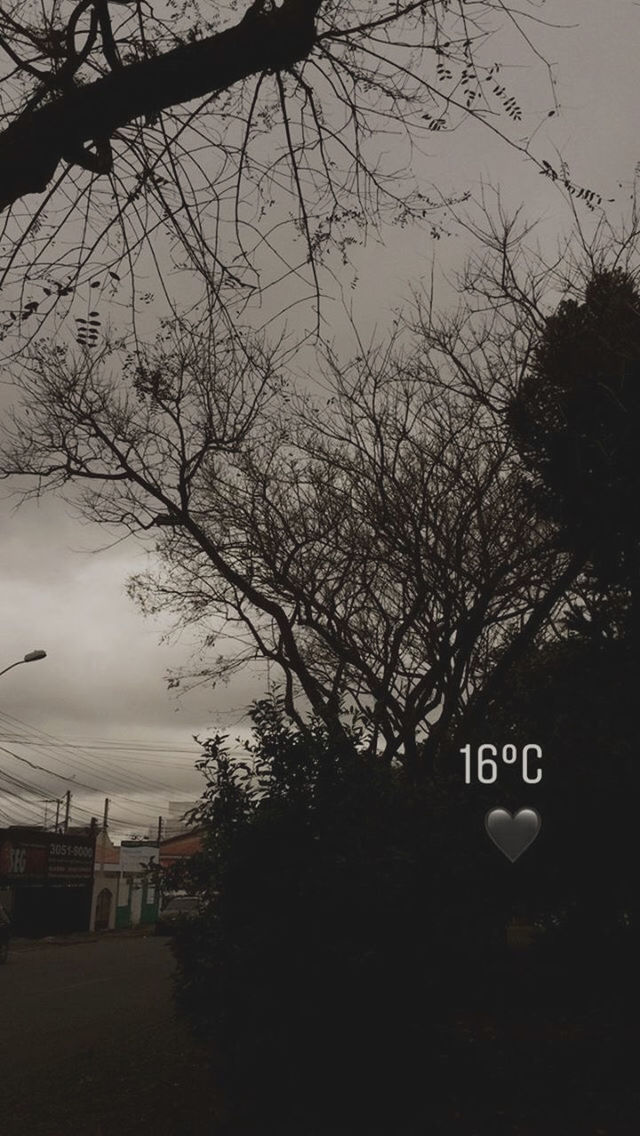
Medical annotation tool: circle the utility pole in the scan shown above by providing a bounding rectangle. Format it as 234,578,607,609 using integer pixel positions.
100,798,109,872
43,799,58,830
54,799,60,833
63,790,71,833
155,816,164,911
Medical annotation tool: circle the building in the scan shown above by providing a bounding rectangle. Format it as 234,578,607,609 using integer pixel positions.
159,828,204,872
88,831,160,932
158,828,205,903
116,840,160,928
149,800,198,843
88,825,122,932
0,825,96,937
0,821,162,937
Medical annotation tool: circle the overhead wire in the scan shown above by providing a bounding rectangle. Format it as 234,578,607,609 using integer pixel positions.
0,708,203,797
0,742,99,790
0,721,183,795
0,707,250,832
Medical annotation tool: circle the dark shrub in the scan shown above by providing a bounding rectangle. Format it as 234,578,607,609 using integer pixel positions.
168,696,512,1131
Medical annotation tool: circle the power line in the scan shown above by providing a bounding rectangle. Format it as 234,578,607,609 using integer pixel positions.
0,722,175,794
0,710,228,828
0,736,203,757
0,743,98,791
0,711,202,796
0,713,248,755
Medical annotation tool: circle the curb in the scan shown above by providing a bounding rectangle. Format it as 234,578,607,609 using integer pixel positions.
10,926,157,951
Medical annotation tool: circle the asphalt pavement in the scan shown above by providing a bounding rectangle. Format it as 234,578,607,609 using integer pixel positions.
0,933,221,1135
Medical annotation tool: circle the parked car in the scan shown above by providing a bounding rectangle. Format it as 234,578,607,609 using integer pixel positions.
155,895,200,935
0,903,11,964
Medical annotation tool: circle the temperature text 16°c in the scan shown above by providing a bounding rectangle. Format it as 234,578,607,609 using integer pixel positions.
461,743,542,785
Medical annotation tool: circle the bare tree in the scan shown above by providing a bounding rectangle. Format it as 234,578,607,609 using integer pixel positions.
404,195,640,731
0,289,575,767
0,0,570,348
5,197,632,764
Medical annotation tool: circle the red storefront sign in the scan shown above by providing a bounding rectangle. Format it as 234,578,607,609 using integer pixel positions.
0,830,95,883
0,836,48,878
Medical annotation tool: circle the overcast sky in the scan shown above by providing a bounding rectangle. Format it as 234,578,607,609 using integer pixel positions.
1,0,638,838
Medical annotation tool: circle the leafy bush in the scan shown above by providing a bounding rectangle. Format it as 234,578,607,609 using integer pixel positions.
168,695,512,1130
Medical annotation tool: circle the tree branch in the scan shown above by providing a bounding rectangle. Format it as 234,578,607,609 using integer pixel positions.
0,0,321,212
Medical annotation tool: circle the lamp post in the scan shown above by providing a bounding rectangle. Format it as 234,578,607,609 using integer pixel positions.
0,650,47,679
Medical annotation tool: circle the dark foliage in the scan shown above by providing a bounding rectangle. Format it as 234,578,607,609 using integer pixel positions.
167,696,516,1132
165,644,640,1132
508,270,640,614
474,632,640,974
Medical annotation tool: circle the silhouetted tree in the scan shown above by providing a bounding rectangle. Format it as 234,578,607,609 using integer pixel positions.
0,314,571,768
508,268,640,645
167,695,511,1132
473,630,640,971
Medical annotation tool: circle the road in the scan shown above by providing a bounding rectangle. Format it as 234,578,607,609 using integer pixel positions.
3,934,637,1136
0,934,221,1136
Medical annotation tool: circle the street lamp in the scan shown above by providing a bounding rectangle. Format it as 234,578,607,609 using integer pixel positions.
0,650,47,679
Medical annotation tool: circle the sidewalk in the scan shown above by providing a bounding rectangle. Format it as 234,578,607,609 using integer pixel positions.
10,924,157,950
